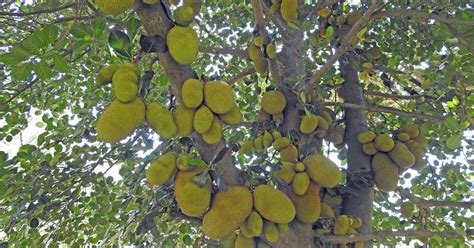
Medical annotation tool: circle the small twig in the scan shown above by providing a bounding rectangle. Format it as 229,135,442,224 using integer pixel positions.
0,3,78,17
228,67,256,85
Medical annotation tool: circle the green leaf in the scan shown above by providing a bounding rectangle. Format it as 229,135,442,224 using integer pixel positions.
388,57,398,68
108,30,131,58
11,62,34,81
446,133,462,150
53,53,68,72
126,17,142,42
34,61,54,81
188,159,205,166
444,117,459,131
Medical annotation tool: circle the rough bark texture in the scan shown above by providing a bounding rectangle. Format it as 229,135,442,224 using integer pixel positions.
340,54,374,248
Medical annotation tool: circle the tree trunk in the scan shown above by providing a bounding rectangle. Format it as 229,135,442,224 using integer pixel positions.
340,54,374,247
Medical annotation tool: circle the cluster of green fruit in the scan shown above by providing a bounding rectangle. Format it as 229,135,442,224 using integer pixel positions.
358,124,427,192
257,90,287,122
299,108,333,137
267,0,298,23
316,7,363,44
247,37,277,76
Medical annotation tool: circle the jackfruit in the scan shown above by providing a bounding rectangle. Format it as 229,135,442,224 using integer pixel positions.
401,202,414,218
371,153,399,192
280,144,298,163
280,0,298,22
96,0,133,15
174,105,194,136
351,217,362,229
316,116,329,130
146,103,177,139
261,91,286,115
266,44,276,59
167,26,199,65
181,79,203,108
405,140,424,157
388,143,416,168
96,98,145,143
347,227,358,235
346,11,362,26
314,128,326,138
277,223,288,233
333,215,350,234
374,134,395,152
254,136,264,152
318,7,331,18
400,124,419,138
272,113,284,121
248,43,262,62
292,172,310,195
202,186,253,240
294,162,305,172
121,63,140,77
253,37,264,47
257,108,272,121
328,127,344,146
358,131,376,144
272,130,282,139
240,211,263,238
275,162,296,184
263,131,273,149
96,64,119,85
320,203,335,218
368,47,381,60
254,58,268,75
300,114,318,134
288,183,321,223
263,221,279,243
319,110,333,125
193,106,214,134
112,68,139,103
219,104,242,125
202,118,222,145
322,194,342,208
396,132,410,141
176,153,193,171
239,140,254,155
303,154,341,188
269,3,280,14
183,0,201,14
204,81,235,114
146,152,178,186
362,142,377,155
412,134,427,147
355,241,364,248
174,165,211,217
173,6,195,26
273,137,291,150
411,156,425,172
234,234,254,248
253,185,296,224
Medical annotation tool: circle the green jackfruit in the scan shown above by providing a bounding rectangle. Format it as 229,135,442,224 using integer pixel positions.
294,162,305,172
351,217,362,229
272,130,282,139
261,91,286,115
319,110,333,125
292,172,310,195
112,68,139,103
346,11,362,26
239,140,254,155
263,221,279,243
248,43,262,62
275,162,296,184
181,79,203,109
202,118,222,145
405,140,424,157
257,108,272,121
333,215,350,234
96,98,145,143
183,0,201,14
362,142,377,155
357,131,376,144
266,44,276,59
263,131,273,149
174,6,195,26
96,0,133,15
193,106,214,134
320,203,335,218
253,185,296,224
318,7,331,18
411,156,425,172
412,134,427,147
146,103,177,139
374,134,395,152
219,104,242,125
288,182,321,223
280,0,298,22
401,202,414,218
277,223,288,233
121,63,139,77
176,153,193,171
396,132,410,141
400,124,420,138
371,153,399,192
96,64,119,85
174,166,211,217
240,211,263,238
254,136,264,152
300,114,318,134
388,143,416,168
167,26,199,65
202,186,253,240
204,81,235,114
254,58,268,75
316,116,329,130
303,154,341,188
272,137,291,150
280,144,298,163
174,105,194,136
235,234,254,248
146,152,178,186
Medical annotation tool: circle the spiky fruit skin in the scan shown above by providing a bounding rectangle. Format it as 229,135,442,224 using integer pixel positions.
183,0,201,14
401,202,414,218
388,143,416,168
300,114,318,134
412,134,427,147
411,156,425,172
121,63,140,77
316,116,329,130
96,64,119,85
318,7,331,18
372,153,399,192
146,152,178,186
112,68,139,103
240,211,263,238
173,6,195,26
262,131,273,149
257,108,272,121
174,105,194,136
319,110,333,125
253,185,296,224
254,58,268,75
254,136,264,152
280,0,298,22
375,134,395,152
346,11,362,26
264,221,279,243
174,166,211,217
202,118,222,145
362,142,377,155
272,137,291,150
396,132,410,141
275,162,295,184
401,124,420,138
96,98,145,143
280,145,298,163
334,215,350,234
96,0,133,15
261,91,286,114
193,106,214,134
239,140,254,155
357,131,376,143
292,172,310,195
181,79,203,108
405,140,424,157
234,234,254,248
294,162,305,172
219,104,242,125
266,44,277,59
320,203,335,218
202,186,253,240
272,130,282,139
204,81,235,114
146,103,177,139
288,183,321,224
351,217,363,228
248,42,262,62
176,153,193,171
167,26,199,65
304,154,341,188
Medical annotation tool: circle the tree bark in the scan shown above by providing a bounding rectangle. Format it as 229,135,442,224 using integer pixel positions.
340,54,374,248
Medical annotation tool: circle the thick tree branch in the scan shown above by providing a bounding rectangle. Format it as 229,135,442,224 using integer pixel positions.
365,91,426,100
0,3,78,17
320,229,474,244
398,188,474,209
321,102,443,121
305,0,380,92
198,45,248,59
228,67,256,85
372,9,474,26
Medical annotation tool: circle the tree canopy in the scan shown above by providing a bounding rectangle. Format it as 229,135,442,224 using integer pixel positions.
0,0,473,247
